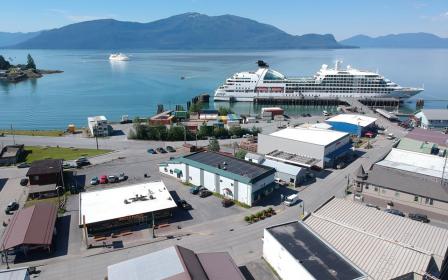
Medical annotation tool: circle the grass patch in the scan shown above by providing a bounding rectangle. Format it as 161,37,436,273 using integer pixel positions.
212,192,251,209
0,129,65,137
25,195,62,209
24,146,112,163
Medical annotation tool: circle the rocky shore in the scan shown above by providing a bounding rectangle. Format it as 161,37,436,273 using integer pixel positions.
0,68,63,83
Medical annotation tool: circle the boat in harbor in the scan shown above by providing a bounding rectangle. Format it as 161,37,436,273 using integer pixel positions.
109,53,129,61
214,60,423,102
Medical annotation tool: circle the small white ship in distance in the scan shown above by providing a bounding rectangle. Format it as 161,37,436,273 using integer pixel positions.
109,53,129,61
214,60,423,102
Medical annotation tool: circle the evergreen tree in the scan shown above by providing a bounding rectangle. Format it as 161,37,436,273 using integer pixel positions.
208,138,220,152
26,54,36,70
0,55,11,70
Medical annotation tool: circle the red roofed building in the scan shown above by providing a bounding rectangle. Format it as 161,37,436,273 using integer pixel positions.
1,203,57,255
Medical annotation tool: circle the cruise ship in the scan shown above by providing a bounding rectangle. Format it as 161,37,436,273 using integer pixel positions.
214,60,423,102
109,53,129,61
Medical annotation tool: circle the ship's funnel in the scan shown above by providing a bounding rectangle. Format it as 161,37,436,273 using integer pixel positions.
257,60,269,68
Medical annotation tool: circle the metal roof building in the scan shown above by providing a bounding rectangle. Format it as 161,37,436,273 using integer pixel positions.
159,151,276,206
258,127,351,168
304,198,448,279
396,137,445,155
326,114,377,136
264,221,367,280
108,245,244,280
376,148,446,179
363,164,448,203
406,127,448,147
1,203,57,253
415,109,448,130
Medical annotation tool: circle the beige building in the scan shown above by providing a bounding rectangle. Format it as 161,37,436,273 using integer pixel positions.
354,163,448,219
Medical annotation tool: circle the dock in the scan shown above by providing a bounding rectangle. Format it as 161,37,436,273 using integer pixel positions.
253,96,401,109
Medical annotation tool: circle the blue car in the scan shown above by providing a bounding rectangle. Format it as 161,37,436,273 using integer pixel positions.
190,186,202,195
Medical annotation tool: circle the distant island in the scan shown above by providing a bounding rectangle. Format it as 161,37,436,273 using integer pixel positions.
2,13,350,50
0,54,62,83
340,32,448,48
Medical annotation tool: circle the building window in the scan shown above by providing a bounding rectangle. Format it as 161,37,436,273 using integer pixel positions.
189,176,192,180
381,189,386,194
33,175,39,181
169,170,173,174
374,186,378,192
231,183,233,186
220,180,223,182
424,197,434,205
164,167,168,172
394,191,400,197
414,196,419,202
365,185,369,190
290,178,295,184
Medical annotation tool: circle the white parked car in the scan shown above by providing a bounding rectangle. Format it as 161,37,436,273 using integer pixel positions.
284,194,299,206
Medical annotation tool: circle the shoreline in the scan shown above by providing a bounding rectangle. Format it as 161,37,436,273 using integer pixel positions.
0,68,63,83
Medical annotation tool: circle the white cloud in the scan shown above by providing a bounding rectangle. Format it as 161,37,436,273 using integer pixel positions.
420,11,448,22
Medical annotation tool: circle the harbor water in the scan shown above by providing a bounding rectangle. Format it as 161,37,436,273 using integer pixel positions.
0,48,447,129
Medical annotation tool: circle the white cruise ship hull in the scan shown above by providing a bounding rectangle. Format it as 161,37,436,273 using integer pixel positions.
214,60,423,103
214,89,422,102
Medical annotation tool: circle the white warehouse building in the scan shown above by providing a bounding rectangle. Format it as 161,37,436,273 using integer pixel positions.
258,127,352,168
88,116,110,137
159,151,276,206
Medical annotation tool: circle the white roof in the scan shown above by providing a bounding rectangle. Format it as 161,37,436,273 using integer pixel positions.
326,114,377,127
0,268,29,280
262,158,302,175
377,148,445,179
108,246,184,280
269,127,348,146
311,122,333,130
79,181,177,225
305,198,448,279
88,115,107,122
418,109,448,120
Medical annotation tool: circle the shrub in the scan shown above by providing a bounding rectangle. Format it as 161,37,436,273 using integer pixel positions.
244,216,250,222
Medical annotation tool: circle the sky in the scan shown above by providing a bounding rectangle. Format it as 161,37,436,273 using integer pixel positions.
1,0,447,39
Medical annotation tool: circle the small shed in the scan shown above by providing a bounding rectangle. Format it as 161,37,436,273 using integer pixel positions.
0,144,24,166
26,159,64,187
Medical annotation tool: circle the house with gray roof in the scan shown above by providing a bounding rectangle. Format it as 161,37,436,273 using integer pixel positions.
354,162,448,219
415,109,448,130
159,151,276,206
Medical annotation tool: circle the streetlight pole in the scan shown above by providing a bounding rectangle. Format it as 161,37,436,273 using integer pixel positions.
442,140,448,185
10,124,15,145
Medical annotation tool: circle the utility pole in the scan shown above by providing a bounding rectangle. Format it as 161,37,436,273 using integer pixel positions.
152,212,156,238
2,244,9,269
10,124,15,145
442,140,448,185
95,135,99,150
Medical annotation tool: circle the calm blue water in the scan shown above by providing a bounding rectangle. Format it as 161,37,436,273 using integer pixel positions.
0,49,447,129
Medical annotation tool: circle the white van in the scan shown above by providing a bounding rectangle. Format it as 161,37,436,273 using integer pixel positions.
284,194,299,206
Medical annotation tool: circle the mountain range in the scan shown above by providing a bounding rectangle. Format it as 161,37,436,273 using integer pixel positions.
2,13,346,50
340,32,448,48
0,31,40,48
1,14,447,50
